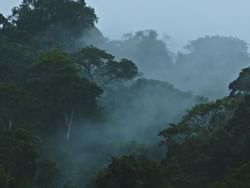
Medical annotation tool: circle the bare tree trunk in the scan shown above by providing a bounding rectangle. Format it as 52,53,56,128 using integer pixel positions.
79,64,94,81
64,110,74,143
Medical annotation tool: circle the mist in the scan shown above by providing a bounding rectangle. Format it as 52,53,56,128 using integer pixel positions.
79,0,250,98
1,1,250,188
47,77,204,187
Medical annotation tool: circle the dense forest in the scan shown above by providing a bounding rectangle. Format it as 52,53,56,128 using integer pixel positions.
1,0,250,188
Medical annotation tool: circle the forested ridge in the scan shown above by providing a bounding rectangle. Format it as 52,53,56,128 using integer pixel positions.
1,1,250,188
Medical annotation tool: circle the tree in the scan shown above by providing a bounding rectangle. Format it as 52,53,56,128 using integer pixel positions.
96,156,168,188
0,128,59,188
26,49,103,141
0,40,36,70
0,129,39,188
72,46,114,81
72,46,139,86
0,84,39,130
101,58,139,82
158,94,250,188
211,161,250,188
104,30,173,78
9,0,97,49
229,67,250,95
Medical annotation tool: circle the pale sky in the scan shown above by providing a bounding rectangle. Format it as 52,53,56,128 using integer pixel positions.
1,0,250,48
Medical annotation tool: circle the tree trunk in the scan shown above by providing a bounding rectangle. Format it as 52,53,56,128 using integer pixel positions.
64,110,74,143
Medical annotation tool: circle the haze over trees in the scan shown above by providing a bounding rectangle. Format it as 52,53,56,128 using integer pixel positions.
1,0,250,188
102,30,174,79
97,33,250,99
171,36,250,98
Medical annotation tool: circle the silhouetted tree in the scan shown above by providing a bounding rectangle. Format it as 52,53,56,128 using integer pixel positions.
72,46,139,85
229,67,250,95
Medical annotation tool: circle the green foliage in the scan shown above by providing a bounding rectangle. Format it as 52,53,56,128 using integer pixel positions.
211,161,250,188
9,0,97,49
72,46,114,80
160,95,250,188
0,128,59,188
3,1,250,188
0,37,36,64
26,49,103,132
0,1,151,188
0,129,39,188
0,83,40,129
102,58,139,82
178,96,241,128
72,46,138,85
0,62,15,82
0,168,13,188
35,161,59,188
96,156,169,188
12,0,97,32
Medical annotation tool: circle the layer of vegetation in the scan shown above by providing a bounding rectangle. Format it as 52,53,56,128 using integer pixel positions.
1,1,250,188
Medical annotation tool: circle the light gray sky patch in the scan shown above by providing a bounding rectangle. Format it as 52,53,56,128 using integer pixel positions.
1,0,250,48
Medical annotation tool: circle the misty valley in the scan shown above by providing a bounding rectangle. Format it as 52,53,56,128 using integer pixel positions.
1,1,250,188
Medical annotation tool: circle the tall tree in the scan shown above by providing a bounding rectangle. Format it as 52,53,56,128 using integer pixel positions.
72,46,139,86
9,0,97,49
72,46,114,81
26,49,102,141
